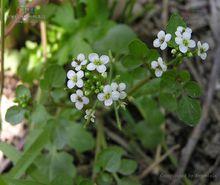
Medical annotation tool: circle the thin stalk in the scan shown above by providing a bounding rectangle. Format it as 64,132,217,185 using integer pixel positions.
114,102,121,130
0,0,5,130
127,76,150,96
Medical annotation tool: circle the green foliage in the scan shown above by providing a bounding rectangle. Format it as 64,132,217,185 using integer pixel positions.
97,146,125,173
40,65,66,90
3,2,204,184
118,159,137,175
177,97,202,125
166,13,186,46
5,106,26,125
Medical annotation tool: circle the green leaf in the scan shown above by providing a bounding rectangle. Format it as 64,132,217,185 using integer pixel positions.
97,173,113,185
5,106,26,125
0,143,21,163
51,3,77,30
2,178,46,185
159,93,177,112
0,175,8,185
97,146,125,173
15,85,31,101
8,125,51,178
79,180,93,185
118,159,137,175
37,151,76,182
40,65,66,90
184,81,202,98
177,97,201,125
66,124,95,152
94,24,136,55
166,13,186,47
122,55,143,70
128,39,148,58
30,104,50,124
135,96,165,126
134,121,164,148
119,177,141,185
146,49,160,63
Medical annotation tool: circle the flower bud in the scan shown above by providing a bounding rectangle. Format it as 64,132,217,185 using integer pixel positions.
187,52,193,57
171,49,177,55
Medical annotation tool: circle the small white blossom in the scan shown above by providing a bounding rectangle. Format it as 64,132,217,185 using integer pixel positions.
87,53,109,73
70,90,89,110
111,82,127,101
151,57,167,77
197,41,209,60
175,32,196,53
71,53,87,71
153,30,172,50
67,70,84,89
84,109,95,123
175,26,192,38
97,85,113,106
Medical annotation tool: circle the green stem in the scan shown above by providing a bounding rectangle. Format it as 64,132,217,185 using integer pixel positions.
127,76,150,96
0,0,5,130
114,102,121,130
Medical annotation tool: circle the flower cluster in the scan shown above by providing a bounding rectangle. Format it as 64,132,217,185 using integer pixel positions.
66,53,127,123
152,26,209,78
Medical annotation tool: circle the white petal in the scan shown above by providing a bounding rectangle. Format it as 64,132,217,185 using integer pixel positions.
119,91,127,99
103,85,112,93
100,55,109,64
157,57,163,65
153,39,161,48
82,97,89,105
201,53,207,60
197,41,202,48
67,70,75,79
183,32,191,40
165,34,172,42
76,79,83,88
97,65,106,73
155,69,163,77
97,93,104,101
175,37,182,45
77,70,84,79
87,63,96,71
104,99,113,106
70,94,77,102
203,43,209,51
89,53,99,62
185,27,192,34
112,91,120,101
160,42,167,50
81,60,87,65
179,45,188,53
67,80,75,89
157,30,165,39
151,61,158,69
118,83,126,91
75,66,81,71
75,102,83,110
175,31,182,38
77,53,85,61
161,64,167,72
189,40,196,48
71,61,77,67
111,82,118,91
177,26,184,32
76,89,83,97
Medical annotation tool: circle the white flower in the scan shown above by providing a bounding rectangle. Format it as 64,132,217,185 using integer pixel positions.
84,109,95,123
175,26,192,38
97,85,113,106
153,30,172,50
70,90,89,110
67,70,84,89
71,53,87,71
87,53,109,73
111,82,127,101
175,32,196,53
197,41,209,60
151,57,167,77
